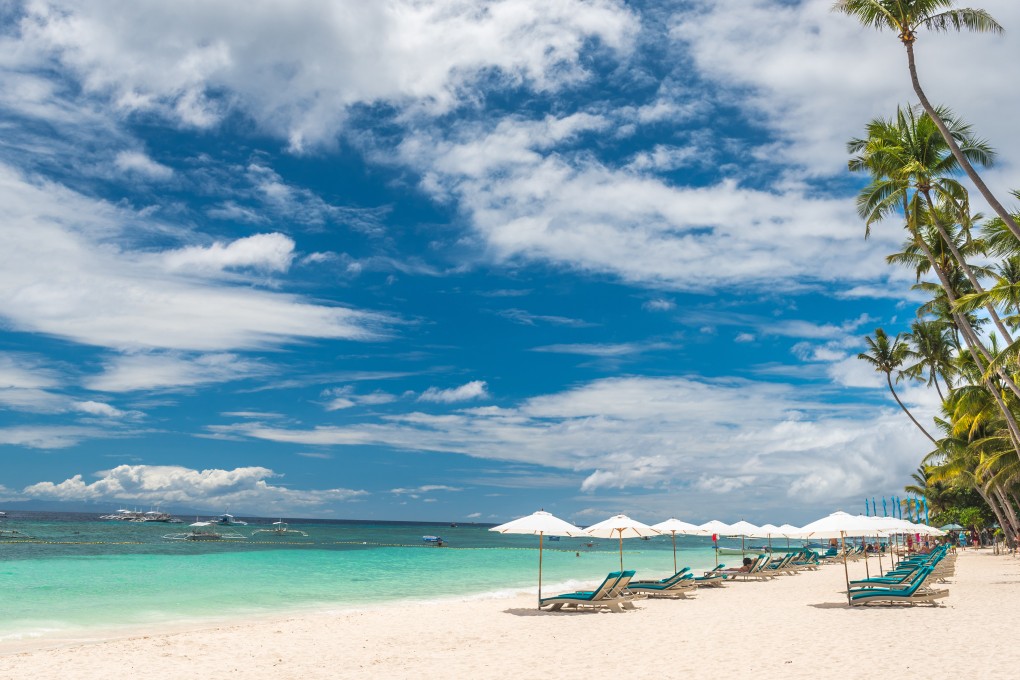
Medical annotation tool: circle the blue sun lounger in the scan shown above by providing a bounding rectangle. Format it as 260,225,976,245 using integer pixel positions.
539,571,627,612
627,570,697,599
849,566,948,606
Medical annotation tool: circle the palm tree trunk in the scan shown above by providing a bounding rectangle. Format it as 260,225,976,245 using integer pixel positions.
920,189,1015,344
905,42,1020,241
886,373,938,444
932,372,946,403
912,233,1020,403
975,482,1014,546
993,484,1020,541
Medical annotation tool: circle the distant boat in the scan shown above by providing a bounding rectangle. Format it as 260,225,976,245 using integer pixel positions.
214,514,247,526
449,522,458,528
422,535,444,546
100,508,182,523
251,521,309,538
163,522,246,541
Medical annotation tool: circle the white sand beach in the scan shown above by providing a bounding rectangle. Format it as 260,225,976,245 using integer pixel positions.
2,550,1018,680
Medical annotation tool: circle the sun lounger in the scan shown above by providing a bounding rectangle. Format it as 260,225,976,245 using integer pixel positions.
540,571,626,612
849,567,948,606
629,568,689,586
729,554,774,581
627,572,698,599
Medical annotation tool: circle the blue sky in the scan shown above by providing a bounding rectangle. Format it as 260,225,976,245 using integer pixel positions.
1,0,1018,525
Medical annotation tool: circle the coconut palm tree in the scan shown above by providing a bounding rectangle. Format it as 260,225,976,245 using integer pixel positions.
859,328,938,444
904,319,956,401
832,0,1019,240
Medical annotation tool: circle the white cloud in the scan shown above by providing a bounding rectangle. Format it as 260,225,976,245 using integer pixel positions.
0,164,390,352
0,425,116,449
85,352,271,392
642,298,675,312
397,114,899,293
11,0,637,151
213,374,933,510
22,464,368,513
391,485,461,494
163,233,294,274
668,0,1020,190
734,332,755,343
73,400,131,418
418,380,489,403
114,150,173,179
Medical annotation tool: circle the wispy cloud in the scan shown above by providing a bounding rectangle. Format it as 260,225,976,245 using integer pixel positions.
418,381,489,403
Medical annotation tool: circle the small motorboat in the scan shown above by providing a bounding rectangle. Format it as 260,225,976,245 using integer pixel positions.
215,513,248,526
422,535,444,547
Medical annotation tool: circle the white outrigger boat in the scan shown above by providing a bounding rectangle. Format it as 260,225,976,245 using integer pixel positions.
251,521,308,538
163,521,247,541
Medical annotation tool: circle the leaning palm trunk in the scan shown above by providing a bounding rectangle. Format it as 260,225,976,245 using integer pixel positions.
887,373,938,444
905,41,1020,241
975,482,1014,545
913,234,1020,405
921,189,1016,345
992,484,1020,541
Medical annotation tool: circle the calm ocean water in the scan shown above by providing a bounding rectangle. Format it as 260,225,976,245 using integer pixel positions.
0,511,748,644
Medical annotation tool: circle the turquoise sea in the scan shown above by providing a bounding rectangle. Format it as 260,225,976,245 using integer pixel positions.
0,511,742,645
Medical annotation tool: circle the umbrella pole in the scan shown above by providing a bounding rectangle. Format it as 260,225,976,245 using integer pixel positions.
841,531,851,606
863,537,870,579
618,533,624,572
672,532,677,574
877,534,884,576
538,532,543,610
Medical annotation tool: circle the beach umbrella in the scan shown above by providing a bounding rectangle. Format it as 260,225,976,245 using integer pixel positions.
939,523,964,531
652,518,710,573
753,523,783,551
726,520,763,556
794,511,883,605
490,510,584,608
776,523,802,550
583,514,661,571
698,520,734,565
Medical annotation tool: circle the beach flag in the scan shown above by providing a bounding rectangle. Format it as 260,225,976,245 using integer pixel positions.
896,496,902,519
864,498,869,516
924,498,929,525
882,497,888,517
871,498,876,516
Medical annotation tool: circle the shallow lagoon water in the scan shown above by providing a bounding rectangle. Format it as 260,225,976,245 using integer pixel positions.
0,511,749,642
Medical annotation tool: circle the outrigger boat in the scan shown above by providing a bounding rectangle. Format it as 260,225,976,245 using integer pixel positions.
214,513,248,526
163,521,246,541
251,521,308,538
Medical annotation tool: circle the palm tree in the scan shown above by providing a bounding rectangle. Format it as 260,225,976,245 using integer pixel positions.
904,319,956,401
832,0,1019,240
858,328,938,443
848,106,1014,344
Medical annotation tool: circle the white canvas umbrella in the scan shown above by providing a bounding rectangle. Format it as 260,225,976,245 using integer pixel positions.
652,518,709,573
698,520,734,565
726,520,763,557
753,523,782,550
584,514,661,571
795,511,884,604
490,510,584,608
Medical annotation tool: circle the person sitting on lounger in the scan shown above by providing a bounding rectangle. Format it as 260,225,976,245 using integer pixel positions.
722,557,754,573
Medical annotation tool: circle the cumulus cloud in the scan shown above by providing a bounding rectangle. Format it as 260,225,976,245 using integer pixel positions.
22,464,368,513
418,380,489,403
11,0,637,151
397,114,899,293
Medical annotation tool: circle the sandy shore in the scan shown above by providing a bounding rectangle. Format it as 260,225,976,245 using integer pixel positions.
2,549,1018,679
